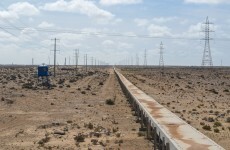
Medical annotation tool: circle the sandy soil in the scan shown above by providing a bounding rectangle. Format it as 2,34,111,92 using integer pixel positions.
0,66,153,150
121,67,230,150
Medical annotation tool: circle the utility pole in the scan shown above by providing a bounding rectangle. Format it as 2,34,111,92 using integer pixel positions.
64,57,66,66
131,56,133,66
75,49,79,74
136,54,139,66
144,49,147,66
69,56,71,65
32,58,34,66
48,56,50,65
51,38,60,77
201,16,214,66
138,55,139,66
159,42,164,67
91,57,94,67
86,54,88,72
84,55,86,66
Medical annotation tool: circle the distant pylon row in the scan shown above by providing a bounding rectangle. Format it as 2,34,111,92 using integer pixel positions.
147,17,213,67
141,41,165,67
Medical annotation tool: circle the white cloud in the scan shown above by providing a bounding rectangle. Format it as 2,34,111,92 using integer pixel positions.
21,28,37,35
134,18,149,27
184,0,229,4
54,33,83,48
0,2,39,20
152,17,178,23
38,21,55,28
147,24,172,37
42,0,114,21
20,28,39,41
0,11,18,20
102,40,133,51
184,23,202,38
134,17,179,27
102,40,115,46
8,2,39,16
118,42,133,49
0,31,17,42
100,0,142,6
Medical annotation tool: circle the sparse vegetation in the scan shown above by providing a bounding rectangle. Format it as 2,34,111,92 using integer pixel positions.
226,117,230,123
74,133,85,143
214,128,220,133
138,131,146,137
207,117,214,122
105,99,115,105
84,122,94,129
0,66,230,149
22,83,33,89
38,134,50,146
214,122,222,127
81,91,86,94
203,125,211,131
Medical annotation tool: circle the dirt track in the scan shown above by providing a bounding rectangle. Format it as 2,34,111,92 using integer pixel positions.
0,67,152,150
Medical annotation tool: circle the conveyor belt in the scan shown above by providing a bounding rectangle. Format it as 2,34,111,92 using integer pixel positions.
115,69,224,150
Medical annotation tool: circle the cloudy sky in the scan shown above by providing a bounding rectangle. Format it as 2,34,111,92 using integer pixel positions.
0,0,229,66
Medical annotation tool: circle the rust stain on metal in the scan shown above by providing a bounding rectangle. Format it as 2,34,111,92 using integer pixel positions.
138,99,163,118
132,90,139,94
167,124,211,150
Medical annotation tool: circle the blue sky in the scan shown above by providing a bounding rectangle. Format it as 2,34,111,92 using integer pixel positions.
0,0,229,66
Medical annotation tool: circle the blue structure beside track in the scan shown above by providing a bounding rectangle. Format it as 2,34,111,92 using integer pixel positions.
38,65,49,77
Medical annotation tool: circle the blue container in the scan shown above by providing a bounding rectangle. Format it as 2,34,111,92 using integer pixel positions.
38,65,49,77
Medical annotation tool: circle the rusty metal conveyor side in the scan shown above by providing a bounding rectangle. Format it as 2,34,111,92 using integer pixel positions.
114,68,225,150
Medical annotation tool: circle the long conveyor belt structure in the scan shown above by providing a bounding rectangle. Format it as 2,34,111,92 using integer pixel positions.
114,69,225,150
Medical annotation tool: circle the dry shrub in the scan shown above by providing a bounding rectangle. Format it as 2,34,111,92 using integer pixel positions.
106,99,115,105
74,133,85,143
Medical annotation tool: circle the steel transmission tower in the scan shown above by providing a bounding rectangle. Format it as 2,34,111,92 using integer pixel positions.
159,42,164,66
201,17,213,66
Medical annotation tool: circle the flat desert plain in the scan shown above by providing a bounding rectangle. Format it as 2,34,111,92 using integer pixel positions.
0,66,153,150
121,67,230,149
1,66,230,149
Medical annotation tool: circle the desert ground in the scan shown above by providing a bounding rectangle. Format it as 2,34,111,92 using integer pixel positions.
121,67,230,149
1,66,230,150
0,66,153,150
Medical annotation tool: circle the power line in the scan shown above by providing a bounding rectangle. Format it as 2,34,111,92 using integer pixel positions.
0,2,50,51
0,26,18,37
1,25,230,41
